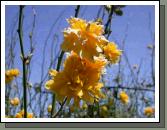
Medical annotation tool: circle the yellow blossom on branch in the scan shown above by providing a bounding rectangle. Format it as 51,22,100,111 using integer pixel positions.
144,107,155,116
5,69,20,84
103,42,122,64
15,113,22,118
47,105,52,113
19,109,25,116
45,52,106,106
27,113,34,118
119,91,129,104
15,110,34,118
10,97,20,106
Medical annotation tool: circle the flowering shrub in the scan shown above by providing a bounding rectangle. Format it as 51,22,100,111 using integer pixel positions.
5,5,155,119
45,17,122,106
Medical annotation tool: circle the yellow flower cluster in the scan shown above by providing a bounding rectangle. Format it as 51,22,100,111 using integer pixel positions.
45,17,122,106
46,52,106,105
10,97,20,106
61,17,122,62
5,69,20,84
119,91,129,104
15,110,34,118
144,107,155,116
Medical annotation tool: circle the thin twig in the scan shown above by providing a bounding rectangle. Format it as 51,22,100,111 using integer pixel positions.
104,86,155,92
104,5,114,35
17,5,27,118
52,97,67,118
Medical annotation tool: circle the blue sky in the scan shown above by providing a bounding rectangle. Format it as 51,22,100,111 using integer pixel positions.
5,5,155,86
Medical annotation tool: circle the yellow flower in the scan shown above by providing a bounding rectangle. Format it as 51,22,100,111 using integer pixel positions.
47,105,52,113
19,109,24,116
15,113,22,118
49,70,58,76
10,97,20,106
16,110,34,118
119,91,129,104
5,69,20,83
45,52,106,106
61,17,108,61
144,107,155,116
103,42,122,64
27,113,34,118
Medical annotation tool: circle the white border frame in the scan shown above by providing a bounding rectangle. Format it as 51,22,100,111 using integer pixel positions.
1,1,159,122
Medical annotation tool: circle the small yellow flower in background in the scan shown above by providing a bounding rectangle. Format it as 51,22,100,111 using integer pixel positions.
27,113,34,118
47,105,52,113
14,110,34,118
45,52,106,106
15,113,22,118
119,91,129,104
7,69,20,76
103,42,122,64
19,109,24,116
144,107,155,116
5,69,20,84
10,97,20,106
